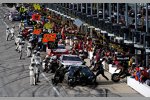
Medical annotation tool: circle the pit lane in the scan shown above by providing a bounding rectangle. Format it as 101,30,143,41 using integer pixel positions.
0,4,143,97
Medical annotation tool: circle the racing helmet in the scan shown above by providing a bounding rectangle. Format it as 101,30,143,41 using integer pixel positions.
43,59,46,62
17,34,22,37
12,25,15,28
30,66,34,70
45,55,49,58
29,39,32,42
29,18,32,21
21,20,24,23
139,67,144,71
79,50,83,53
63,65,66,68
100,58,103,61
31,62,35,66
7,26,9,29
33,50,37,54
36,51,40,56
132,62,136,65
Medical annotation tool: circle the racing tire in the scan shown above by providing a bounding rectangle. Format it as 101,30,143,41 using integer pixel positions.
68,79,76,87
92,77,97,85
81,82,86,86
111,73,120,82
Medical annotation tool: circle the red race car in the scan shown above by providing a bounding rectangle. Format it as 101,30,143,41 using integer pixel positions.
46,44,69,57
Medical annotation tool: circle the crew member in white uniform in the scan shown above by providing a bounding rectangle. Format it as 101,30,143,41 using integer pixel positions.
31,50,37,64
10,26,15,40
6,27,11,41
15,34,24,59
34,52,42,83
29,62,36,85
15,34,22,52
26,39,32,57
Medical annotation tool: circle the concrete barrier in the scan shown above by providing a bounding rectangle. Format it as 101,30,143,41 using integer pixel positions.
127,77,150,97
108,64,120,74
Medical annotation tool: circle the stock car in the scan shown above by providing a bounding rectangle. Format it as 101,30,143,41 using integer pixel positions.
21,20,35,39
22,24,33,39
58,54,84,68
51,44,69,57
8,11,21,21
64,65,96,86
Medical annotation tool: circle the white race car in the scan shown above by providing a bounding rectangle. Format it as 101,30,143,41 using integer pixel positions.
58,54,84,68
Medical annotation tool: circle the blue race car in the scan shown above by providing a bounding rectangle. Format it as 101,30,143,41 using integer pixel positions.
65,65,96,86
9,12,21,21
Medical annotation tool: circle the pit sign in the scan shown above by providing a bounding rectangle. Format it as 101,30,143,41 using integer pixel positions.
42,33,57,43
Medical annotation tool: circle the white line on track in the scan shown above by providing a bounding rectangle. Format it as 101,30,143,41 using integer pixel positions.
1,19,8,27
41,73,62,97
0,16,9,28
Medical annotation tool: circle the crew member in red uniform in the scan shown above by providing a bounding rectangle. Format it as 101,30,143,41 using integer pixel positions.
77,40,83,50
58,39,63,44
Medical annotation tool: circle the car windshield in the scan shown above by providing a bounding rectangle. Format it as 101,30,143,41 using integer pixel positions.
80,67,93,76
63,56,81,61
13,13,19,16
57,45,65,49
68,66,80,76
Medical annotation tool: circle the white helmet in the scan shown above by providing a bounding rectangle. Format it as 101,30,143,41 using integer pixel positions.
139,67,144,70
33,50,37,54
45,55,49,58
17,34,22,37
31,62,35,66
132,62,135,65
115,52,118,55
73,37,77,40
7,26,9,29
100,58,103,61
79,50,82,53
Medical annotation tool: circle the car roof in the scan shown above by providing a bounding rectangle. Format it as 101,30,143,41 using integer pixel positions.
57,44,65,47
61,54,79,57
70,65,87,67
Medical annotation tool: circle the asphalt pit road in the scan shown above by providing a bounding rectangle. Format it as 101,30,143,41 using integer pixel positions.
0,42,14,47
58,82,122,97
0,75,29,88
17,83,44,97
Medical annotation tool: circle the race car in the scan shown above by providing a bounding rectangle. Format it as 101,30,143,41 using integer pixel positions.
8,11,21,21
58,54,84,68
51,44,69,57
52,65,96,86
21,28,33,39
66,65,96,86
21,20,34,39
